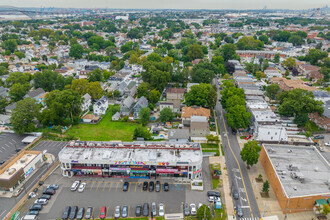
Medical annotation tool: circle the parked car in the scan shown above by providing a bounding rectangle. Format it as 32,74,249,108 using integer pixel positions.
69,206,78,220
99,206,106,219
29,205,42,211
198,203,203,209
27,211,39,215
163,182,169,191
237,204,243,217
183,203,190,216
317,146,325,152
159,203,165,216
46,184,59,190
78,182,86,192
43,189,55,195
208,196,221,202
76,207,85,220
149,181,154,192
143,182,148,191
151,202,157,217
233,189,239,200
71,180,80,191
314,135,324,139
324,142,330,146
122,205,128,218
114,206,121,218
123,182,129,191
62,206,71,220
207,191,220,197
135,204,142,217
38,194,51,200
143,203,149,216
190,203,197,215
85,206,93,219
245,135,253,140
34,198,48,205
155,181,161,192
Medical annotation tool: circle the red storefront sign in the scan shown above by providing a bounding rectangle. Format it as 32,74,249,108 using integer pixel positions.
156,168,178,173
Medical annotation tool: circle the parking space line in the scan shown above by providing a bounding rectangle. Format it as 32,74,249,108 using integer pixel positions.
141,183,143,192
95,182,101,192
128,206,130,217
115,182,119,192
89,181,95,191
107,207,110,218
108,182,113,192
134,182,137,192
128,182,131,192
102,182,107,192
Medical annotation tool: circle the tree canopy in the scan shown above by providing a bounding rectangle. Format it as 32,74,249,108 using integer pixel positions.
240,140,261,168
191,62,217,83
185,83,217,109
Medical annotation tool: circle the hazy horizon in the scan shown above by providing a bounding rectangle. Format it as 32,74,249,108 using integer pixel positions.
0,0,329,10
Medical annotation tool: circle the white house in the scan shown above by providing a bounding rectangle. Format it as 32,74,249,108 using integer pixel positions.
93,96,109,115
81,93,92,112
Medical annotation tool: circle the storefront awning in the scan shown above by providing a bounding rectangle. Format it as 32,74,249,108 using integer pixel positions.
315,199,328,206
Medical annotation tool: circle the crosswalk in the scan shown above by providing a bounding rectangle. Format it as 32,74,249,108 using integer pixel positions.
238,217,259,220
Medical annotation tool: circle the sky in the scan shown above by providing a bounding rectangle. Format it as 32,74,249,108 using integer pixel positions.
0,0,328,10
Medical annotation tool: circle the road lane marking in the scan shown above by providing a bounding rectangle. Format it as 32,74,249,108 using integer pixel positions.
108,182,113,192
220,109,254,218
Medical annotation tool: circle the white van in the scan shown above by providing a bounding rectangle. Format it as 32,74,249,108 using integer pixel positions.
21,215,39,220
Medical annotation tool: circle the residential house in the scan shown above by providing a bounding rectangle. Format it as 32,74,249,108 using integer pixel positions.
309,100,330,131
112,112,120,121
159,99,182,113
168,129,190,143
133,96,148,119
24,88,46,104
190,116,210,137
181,106,211,127
93,96,109,115
81,114,96,123
120,96,135,116
5,102,16,115
0,114,10,125
166,88,185,100
187,83,199,92
277,78,318,92
0,86,9,99
81,93,92,112
125,81,137,97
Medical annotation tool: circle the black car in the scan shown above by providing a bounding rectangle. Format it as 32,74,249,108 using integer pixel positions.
143,203,149,216
123,181,129,191
135,204,142,217
149,181,154,192
163,182,169,191
43,189,55,195
233,189,239,200
38,194,51,200
15,148,21,152
155,181,161,192
143,181,148,191
29,204,42,211
47,184,59,190
62,206,71,220
69,206,78,220
76,207,85,220
207,191,220,197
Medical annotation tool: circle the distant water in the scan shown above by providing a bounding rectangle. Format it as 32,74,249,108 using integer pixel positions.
0,14,31,20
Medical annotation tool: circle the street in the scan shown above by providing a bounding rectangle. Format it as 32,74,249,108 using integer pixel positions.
214,78,261,219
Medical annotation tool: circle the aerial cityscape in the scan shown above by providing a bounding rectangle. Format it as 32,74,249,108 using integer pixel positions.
0,2,329,220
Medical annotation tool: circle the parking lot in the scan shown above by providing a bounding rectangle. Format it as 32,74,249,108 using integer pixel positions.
20,159,212,219
0,132,27,163
31,140,67,159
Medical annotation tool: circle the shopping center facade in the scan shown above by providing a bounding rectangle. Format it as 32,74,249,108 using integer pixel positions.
59,141,203,180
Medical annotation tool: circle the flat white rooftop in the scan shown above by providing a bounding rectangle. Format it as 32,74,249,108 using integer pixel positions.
263,144,330,197
59,141,202,166
252,110,279,122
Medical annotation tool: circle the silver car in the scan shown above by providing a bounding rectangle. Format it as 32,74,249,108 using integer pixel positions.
158,203,165,216
122,205,128,218
151,202,157,216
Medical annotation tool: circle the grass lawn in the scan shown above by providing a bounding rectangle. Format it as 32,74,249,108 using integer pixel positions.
213,205,227,220
210,164,221,189
201,143,219,149
66,108,138,141
202,149,220,156
304,120,323,132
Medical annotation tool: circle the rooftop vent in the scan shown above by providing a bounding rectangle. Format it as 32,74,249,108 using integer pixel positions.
288,149,292,153
314,167,319,172
293,186,297,191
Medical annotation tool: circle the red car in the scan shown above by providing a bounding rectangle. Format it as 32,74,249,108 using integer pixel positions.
99,206,106,219
245,135,253,140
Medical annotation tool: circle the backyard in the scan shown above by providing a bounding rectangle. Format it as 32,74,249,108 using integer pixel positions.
66,106,138,141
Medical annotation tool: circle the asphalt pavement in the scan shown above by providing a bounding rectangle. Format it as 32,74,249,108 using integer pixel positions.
0,133,28,163
214,78,260,219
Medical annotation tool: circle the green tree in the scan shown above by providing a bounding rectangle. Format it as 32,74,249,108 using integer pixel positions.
69,79,89,95
288,35,304,46
274,53,280,63
262,180,270,194
149,89,161,104
240,140,261,168
265,84,281,100
259,35,269,44
69,43,84,59
159,107,175,123
220,43,236,61
139,107,150,126
9,83,30,102
305,49,328,65
6,72,31,87
186,43,204,61
133,126,151,140
137,82,150,99
2,39,17,53
0,97,8,114
85,81,104,100
226,95,245,109
191,62,217,83
10,97,40,134
226,105,252,129
220,86,244,109
322,204,330,216
236,36,264,50
185,83,217,109
196,204,211,220
87,68,103,82
283,57,296,69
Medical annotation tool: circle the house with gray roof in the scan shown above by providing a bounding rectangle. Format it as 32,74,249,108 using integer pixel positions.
5,102,16,115
93,96,108,115
168,129,190,143
133,96,148,119
120,96,135,116
81,93,92,112
0,86,9,99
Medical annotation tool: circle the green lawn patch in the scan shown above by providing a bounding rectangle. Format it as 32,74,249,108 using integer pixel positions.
304,120,323,132
213,205,227,220
202,149,220,156
66,107,138,141
201,143,219,149
210,164,221,189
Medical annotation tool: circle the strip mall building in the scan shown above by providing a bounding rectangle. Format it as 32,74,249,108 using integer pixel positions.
59,141,203,180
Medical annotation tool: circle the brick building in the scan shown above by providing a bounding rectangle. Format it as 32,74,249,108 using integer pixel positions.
260,144,330,214
309,100,330,131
